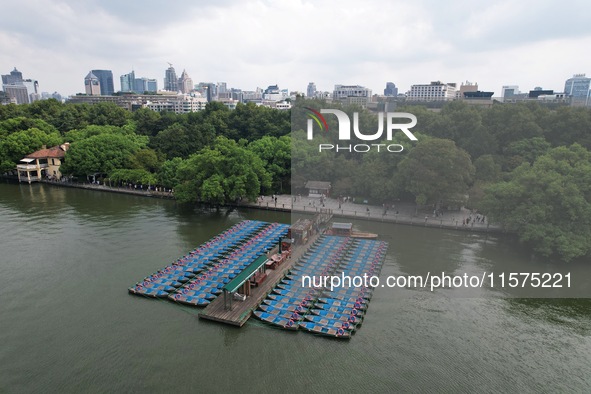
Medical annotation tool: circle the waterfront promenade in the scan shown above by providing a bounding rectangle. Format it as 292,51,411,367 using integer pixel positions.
34,179,501,233
39,179,175,199
242,195,501,233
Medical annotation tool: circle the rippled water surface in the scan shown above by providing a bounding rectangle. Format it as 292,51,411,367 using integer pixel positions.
1,182,590,392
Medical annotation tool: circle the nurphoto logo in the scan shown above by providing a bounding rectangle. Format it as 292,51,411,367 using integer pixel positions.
305,107,418,153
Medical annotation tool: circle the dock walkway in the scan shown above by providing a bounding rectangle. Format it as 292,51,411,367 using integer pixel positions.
198,233,320,326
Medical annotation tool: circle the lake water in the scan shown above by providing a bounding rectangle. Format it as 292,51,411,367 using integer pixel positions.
1,182,590,392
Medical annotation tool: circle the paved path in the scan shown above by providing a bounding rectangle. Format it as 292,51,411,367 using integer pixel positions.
241,194,502,233
41,180,175,199
38,180,501,233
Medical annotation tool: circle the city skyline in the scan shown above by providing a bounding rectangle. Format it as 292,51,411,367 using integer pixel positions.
1,0,590,96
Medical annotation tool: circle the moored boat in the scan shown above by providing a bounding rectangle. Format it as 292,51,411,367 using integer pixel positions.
253,311,299,330
310,309,363,324
298,322,351,339
303,314,358,331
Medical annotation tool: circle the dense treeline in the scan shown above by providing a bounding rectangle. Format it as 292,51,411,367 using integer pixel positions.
0,99,291,204
291,99,591,261
1,98,591,261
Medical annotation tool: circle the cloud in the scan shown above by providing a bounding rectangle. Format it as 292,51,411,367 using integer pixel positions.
1,0,589,96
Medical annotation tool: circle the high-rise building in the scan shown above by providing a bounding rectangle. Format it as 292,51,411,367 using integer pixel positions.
501,85,522,101
407,81,456,101
91,70,114,95
217,82,227,94
333,85,372,100
564,74,591,106
3,85,29,104
147,79,158,93
164,65,178,92
22,80,40,102
230,88,243,102
0,90,13,104
384,82,398,96
120,71,136,92
456,81,478,99
242,88,263,103
263,85,284,101
178,70,193,94
307,82,316,97
196,82,216,101
1,67,23,85
134,77,158,93
84,72,101,95
3,68,40,103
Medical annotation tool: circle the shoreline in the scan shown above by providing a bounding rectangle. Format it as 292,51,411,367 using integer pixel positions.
2,177,504,234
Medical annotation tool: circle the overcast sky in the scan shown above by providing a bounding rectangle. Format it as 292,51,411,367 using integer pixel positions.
1,0,590,96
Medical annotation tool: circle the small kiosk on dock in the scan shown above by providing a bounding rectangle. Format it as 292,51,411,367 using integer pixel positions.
266,238,292,270
222,255,269,310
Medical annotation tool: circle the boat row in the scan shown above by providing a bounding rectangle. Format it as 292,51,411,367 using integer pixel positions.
128,220,288,305
168,222,289,306
254,234,351,334
254,235,388,339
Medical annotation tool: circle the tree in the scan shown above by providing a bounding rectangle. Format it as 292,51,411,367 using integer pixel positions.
542,106,591,149
0,117,59,136
132,107,162,136
0,128,63,173
350,133,418,202
482,103,543,149
174,137,271,204
109,169,157,185
151,123,192,159
481,144,591,261
248,135,291,193
290,129,335,191
158,157,184,189
87,102,129,127
473,154,502,183
503,137,551,170
130,148,162,172
65,124,124,142
60,133,148,176
398,138,474,207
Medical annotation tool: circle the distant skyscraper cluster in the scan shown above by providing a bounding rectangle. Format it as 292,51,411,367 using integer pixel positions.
3,63,591,111
82,68,158,95
1,67,40,104
564,74,591,106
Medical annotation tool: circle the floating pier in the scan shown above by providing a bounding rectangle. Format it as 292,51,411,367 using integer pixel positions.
128,220,289,305
129,216,385,339
254,235,387,339
198,231,320,326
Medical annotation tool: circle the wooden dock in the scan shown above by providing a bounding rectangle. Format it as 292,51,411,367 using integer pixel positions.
198,233,320,326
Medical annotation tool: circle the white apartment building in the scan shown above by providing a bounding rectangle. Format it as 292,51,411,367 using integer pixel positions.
145,95,207,114
407,81,457,101
332,85,372,100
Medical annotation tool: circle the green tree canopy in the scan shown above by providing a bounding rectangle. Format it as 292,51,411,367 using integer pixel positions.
129,148,162,172
248,135,291,193
157,157,184,189
398,138,474,206
0,128,63,173
60,133,148,176
174,136,271,204
481,144,591,261
109,168,157,185
0,117,59,137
